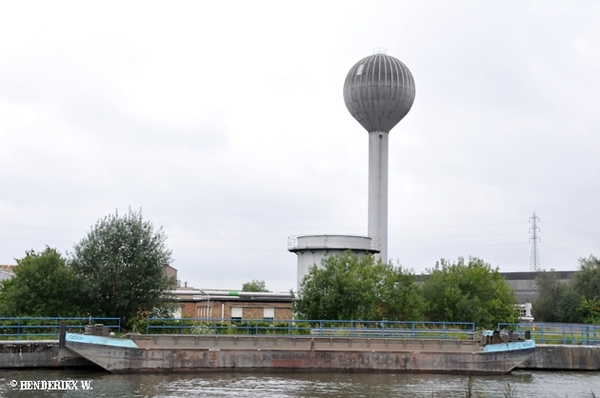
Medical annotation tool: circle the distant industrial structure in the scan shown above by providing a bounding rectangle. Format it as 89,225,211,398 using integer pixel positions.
529,212,541,271
289,49,416,290
0,265,15,281
288,235,379,291
502,270,576,304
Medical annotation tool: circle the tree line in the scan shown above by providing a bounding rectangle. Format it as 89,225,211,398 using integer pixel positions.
293,252,600,329
2,207,596,331
292,252,518,330
533,255,600,324
0,209,175,330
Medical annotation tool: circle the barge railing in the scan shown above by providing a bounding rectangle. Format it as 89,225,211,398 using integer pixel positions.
146,318,475,339
498,323,599,345
0,317,121,340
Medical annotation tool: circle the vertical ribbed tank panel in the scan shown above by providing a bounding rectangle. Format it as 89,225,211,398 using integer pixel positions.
343,54,415,133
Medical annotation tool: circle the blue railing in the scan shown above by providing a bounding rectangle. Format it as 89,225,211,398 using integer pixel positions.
146,318,475,339
0,317,121,340
498,323,599,345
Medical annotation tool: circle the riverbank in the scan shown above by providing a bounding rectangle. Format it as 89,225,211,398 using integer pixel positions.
0,340,94,369
517,344,600,370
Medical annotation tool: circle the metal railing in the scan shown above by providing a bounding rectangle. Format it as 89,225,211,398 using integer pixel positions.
287,235,381,252
498,323,599,345
0,317,121,340
146,318,475,339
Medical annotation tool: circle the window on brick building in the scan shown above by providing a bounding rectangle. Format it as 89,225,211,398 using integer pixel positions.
231,307,243,321
263,307,274,322
172,306,182,319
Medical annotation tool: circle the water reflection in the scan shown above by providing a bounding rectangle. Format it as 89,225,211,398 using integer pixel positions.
0,369,598,398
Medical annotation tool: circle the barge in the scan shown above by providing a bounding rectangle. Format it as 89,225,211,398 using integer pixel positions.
63,329,535,374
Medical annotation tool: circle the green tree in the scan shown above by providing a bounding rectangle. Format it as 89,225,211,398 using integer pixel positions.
572,255,600,324
555,286,583,323
533,270,564,322
292,251,425,321
421,257,518,329
578,298,600,324
69,209,176,329
544,255,600,324
573,255,600,300
0,247,82,317
534,264,599,324
242,279,269,292
377,261,427,321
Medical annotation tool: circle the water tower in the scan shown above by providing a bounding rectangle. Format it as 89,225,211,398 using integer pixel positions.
343,49,416,261
289,50,415,291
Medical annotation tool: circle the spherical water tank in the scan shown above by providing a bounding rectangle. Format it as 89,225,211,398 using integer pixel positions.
343,52,416,132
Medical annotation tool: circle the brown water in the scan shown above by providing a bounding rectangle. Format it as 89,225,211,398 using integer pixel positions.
0,369,598,397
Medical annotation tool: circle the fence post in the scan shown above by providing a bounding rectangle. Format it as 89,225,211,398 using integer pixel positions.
541,325,545,344
586,326,590,345
58,322,67,362
570,325,574,345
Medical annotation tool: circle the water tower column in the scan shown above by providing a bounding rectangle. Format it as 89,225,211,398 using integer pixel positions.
343,51,416,266
368,131,388,262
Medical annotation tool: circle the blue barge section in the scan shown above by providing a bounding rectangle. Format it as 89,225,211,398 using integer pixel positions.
65,333,138,348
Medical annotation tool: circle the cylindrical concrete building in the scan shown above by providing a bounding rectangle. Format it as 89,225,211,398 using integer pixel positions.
343,50,416,262
288,235,380,292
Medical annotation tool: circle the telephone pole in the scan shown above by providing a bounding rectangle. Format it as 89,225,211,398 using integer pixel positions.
529,212,540,271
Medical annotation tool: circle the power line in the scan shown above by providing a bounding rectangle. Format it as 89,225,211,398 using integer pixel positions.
392,242,527,251
536,212,599,229
542,222,600,239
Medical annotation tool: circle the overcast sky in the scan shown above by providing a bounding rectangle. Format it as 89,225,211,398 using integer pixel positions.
1,0,598,292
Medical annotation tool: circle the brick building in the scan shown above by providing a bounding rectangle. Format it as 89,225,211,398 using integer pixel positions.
171,288,293,321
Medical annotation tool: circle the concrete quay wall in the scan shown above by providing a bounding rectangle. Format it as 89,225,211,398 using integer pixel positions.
518,344,600,371
0,341,93,369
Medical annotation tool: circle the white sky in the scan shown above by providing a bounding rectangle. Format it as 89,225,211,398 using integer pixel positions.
1,0,598,293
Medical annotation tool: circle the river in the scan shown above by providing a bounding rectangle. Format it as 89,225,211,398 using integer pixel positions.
0,369,598,397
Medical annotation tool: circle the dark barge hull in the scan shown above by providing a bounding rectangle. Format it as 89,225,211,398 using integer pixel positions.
65,333,535,375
